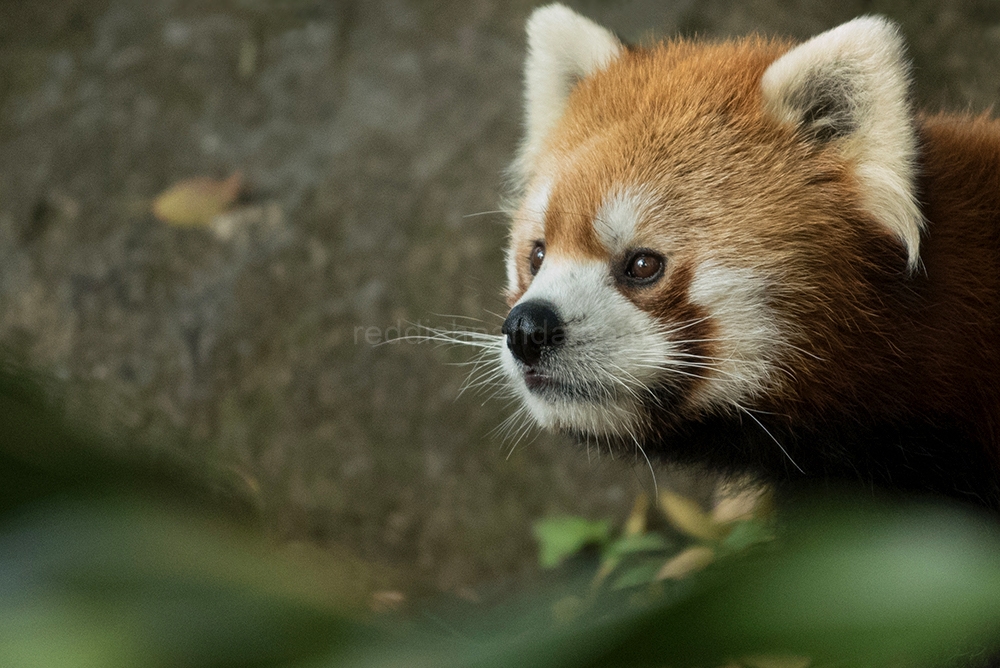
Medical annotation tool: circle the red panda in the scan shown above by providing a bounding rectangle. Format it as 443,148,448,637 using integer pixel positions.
499,5,1000,507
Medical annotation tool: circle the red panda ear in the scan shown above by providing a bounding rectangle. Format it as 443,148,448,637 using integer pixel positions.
762,17,924,271
516,4,623,182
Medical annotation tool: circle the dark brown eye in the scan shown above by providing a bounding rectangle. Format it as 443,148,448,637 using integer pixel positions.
529,241,545,275
624,251,664,284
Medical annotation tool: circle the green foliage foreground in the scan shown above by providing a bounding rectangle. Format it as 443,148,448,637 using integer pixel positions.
2,365,999,667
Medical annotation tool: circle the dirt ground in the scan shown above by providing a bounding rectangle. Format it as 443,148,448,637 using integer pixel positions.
2,0,999,593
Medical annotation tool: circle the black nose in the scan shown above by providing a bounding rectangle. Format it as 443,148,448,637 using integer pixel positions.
501,301,566,367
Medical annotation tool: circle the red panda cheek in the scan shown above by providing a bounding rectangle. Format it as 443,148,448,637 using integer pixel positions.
628,261,719,355
627,261,696,322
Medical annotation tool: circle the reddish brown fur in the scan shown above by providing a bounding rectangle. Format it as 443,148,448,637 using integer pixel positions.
509,34,1000,498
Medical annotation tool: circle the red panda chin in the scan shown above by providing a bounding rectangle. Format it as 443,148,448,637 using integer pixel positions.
500,7,1000,509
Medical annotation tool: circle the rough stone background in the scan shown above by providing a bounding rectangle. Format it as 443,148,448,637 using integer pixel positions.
2,0,999,593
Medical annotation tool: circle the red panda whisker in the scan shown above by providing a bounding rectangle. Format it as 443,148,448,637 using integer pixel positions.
426,312,491,323
735,403,805,475
646,357,733,370
603,367,649,404
608,363,662,400
481,308,509,321
458,369,510,398
386,332,504,350
660,338,727,345
632,362,752,385
627,425,659,499
506,419,541,461
658,316,714,333
490,404,531,444
660,352,736,362
462,210,514,219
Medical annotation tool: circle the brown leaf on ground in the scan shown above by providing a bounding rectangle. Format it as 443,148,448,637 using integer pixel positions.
152,172,243,226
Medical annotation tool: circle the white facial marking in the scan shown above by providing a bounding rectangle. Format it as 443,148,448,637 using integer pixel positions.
593,188,654,256
506,180,552,293
687,262,783,409
502,258,673,437
523,179,553,221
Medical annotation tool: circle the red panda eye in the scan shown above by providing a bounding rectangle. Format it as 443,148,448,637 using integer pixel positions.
529,241,545,276
625,251,664,283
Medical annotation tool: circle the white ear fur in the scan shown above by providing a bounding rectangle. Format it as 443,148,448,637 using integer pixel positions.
762,17,923,270
517,4,623,179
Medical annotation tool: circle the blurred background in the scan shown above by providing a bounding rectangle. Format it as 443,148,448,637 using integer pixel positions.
2,0,999,597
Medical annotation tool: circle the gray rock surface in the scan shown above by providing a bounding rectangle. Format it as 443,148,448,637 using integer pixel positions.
1,0,999,592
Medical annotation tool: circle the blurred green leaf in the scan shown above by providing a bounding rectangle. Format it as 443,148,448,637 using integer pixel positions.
719,519,773,555
0,362,393,667
533,517,612,569
3,360,1000,668
610,559,666,591
564,501,1000,668
602,532,672,562
0,497,383,668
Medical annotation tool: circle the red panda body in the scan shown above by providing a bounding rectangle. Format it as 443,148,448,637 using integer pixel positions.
499,6,1000,506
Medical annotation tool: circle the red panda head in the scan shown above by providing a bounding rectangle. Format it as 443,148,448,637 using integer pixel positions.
501,5,923,444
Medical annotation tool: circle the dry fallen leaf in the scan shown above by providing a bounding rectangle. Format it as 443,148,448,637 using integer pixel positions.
369,590,406,614
656,545,715,580
659,489,729,541
624,492,650,537
152,172,242,226
712,481,774,525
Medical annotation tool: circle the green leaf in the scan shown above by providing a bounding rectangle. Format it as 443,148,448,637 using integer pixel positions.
0,498,379,668
719,519,773,555
533,516,612,569
563,500,1000,668
610,559,667,591
602,532,673,562
366,499,1000,668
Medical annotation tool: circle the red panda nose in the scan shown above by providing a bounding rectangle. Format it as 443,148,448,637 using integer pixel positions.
502,301,566,367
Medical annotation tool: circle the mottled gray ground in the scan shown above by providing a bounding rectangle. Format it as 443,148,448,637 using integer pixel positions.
2,0,999,593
